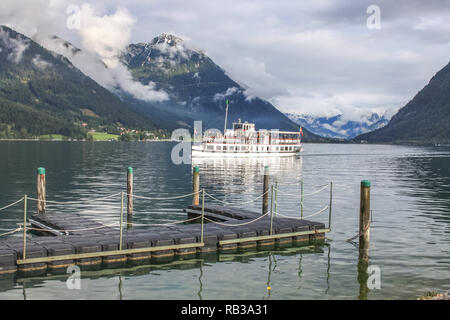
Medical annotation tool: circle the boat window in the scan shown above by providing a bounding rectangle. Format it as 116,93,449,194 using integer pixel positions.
276,147,279,151
216,146,222,151
206,145,213,151
230,146,234,151
223,146,227,151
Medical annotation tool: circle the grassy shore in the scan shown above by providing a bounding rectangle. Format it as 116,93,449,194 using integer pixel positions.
39,134,68,140
87,132,120,141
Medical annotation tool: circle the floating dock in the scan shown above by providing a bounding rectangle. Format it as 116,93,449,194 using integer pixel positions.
0,165,333,277
0,205,328,276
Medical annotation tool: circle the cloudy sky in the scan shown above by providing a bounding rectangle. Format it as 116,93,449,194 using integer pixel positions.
1,0,450,120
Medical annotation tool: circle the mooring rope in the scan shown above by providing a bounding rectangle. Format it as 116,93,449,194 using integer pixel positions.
0,227,22,237
28,192,122,205
276,205,329,220
203,190,269,206
274,184,329,198
0,197,24,212
27,214,203,233
28,222,119,233
129,215,202,227
346,215,372,243
204,210,271,227
129,190,201,201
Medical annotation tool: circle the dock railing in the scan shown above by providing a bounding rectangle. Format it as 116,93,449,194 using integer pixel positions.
0,177,333,266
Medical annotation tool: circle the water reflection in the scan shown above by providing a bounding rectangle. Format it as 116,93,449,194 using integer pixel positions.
393,152,450,254
2,244,328,300
357,247,370,300
197,260,203,300
118,274,123,300
192,156,303,209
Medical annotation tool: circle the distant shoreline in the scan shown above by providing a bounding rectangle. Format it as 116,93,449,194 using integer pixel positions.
0,139,448,147
0,139,171,142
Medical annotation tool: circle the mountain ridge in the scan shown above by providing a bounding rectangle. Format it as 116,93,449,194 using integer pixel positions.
120,33,326,141
0,25,159,138
286,112,389,140
355,61,450,145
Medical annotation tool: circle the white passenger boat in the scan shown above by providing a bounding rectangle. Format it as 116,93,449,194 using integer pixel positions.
192,102,303,157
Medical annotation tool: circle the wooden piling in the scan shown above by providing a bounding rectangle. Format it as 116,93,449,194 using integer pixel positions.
37,168,46,215
119,191,124,251
23,195,27,260
262,166,269,215
359,180,371,248
193,166,200,206
358,180,371,299
127,167,133,216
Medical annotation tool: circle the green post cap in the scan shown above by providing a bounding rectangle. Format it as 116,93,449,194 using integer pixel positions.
361,180,371,187
37,167,46,175
264,166,269,174
193,166,199,173
127,167,133,174
226,99,229,105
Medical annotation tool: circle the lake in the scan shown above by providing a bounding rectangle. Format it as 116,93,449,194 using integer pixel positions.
0,141,449,299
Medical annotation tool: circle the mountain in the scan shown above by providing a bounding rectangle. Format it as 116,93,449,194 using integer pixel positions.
355,62,450,145
0,26,157,138
120,33,324,141
286,112,389,140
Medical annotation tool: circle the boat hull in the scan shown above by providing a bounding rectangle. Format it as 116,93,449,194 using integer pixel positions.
192,148,303,158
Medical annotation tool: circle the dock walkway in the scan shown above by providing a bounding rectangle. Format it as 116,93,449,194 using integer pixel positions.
0,205,327,276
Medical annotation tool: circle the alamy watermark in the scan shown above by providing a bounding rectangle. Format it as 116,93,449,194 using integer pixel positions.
367,265,381,290
367,5,381,30
66,5,81,30
66,265,81,290
170,120,298,168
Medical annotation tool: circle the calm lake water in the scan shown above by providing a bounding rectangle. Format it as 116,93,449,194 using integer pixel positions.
0,141,448,300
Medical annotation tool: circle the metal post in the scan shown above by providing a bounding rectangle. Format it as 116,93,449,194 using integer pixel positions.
127,167,133,230
274,181,278,216
301,179,304,219
201,188,205,244
223,99,229,136
119,191,124,251
329,181,333,230
23,195,27,260
270,186,274,236
262,166,269,215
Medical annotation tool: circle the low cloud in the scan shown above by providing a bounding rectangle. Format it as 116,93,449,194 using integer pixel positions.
1,1,168,103
65,4,169,102
1,0,450,119
0,26,30,64
32,54,53,70
213,86,239,102
223,57,288,102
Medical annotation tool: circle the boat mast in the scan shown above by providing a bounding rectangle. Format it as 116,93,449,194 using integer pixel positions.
223,99,229,136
